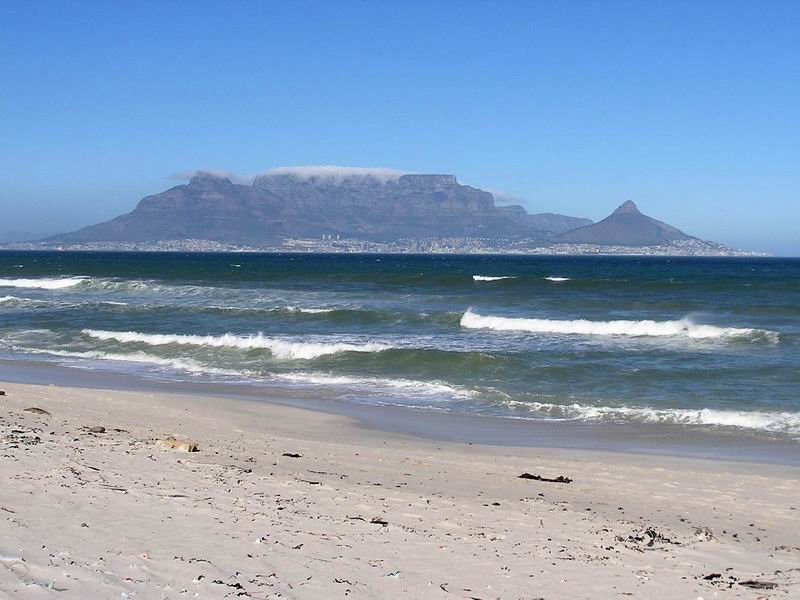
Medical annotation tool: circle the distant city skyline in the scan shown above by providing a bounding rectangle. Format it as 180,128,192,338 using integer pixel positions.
1,1,799,254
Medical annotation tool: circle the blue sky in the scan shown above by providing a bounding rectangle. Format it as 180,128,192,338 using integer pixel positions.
1,1,798,253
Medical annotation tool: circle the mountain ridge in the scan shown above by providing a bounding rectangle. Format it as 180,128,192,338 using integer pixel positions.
48,170,592,245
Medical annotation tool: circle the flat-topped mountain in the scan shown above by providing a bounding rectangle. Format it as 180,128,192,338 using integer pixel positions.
48,168,591,245
556,201,693,246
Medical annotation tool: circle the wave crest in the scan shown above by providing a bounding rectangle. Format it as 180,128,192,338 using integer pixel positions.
22,348,245,376
272,372,474,399
0,277,89,290
520,401,800,435
81,329,392,360
473,275,515,282
460,309,779,341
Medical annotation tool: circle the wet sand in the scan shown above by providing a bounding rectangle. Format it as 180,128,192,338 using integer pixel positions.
3,358,800,466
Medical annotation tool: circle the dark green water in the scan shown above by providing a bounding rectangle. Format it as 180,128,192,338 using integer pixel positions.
2,251,799,440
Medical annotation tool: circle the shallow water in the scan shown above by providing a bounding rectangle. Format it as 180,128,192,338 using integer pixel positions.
2,251,799,442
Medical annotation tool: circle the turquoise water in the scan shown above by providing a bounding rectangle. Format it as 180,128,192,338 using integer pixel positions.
1,251,799,440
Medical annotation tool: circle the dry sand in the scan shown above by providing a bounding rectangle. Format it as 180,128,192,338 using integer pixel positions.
1,380,799,599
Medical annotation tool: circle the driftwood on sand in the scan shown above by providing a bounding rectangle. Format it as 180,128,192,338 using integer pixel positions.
518,472,573,484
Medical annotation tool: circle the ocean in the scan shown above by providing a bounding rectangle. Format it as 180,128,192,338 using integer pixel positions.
2,251,799,443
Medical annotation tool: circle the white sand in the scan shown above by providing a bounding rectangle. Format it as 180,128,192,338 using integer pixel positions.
1,381,799,599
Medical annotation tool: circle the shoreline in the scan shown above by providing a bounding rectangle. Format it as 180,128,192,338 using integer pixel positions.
2,357,800,466
2,379,800,597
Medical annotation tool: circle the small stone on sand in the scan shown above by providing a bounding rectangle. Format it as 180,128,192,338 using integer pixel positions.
157,436,199,452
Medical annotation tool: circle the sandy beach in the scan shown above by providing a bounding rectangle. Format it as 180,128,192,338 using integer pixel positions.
1,380,799,599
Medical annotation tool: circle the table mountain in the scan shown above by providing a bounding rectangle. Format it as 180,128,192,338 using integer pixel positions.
47,170,591,245
555,200,693,246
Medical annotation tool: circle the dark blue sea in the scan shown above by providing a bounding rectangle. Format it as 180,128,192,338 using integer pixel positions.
2,251,799,442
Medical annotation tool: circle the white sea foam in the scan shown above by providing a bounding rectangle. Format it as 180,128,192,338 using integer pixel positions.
473,275,515,282
284,306,335,314
0,296,134,309
0,296,47,309
202,304,336,315
0,277,88,290
520,401,800,435
81,329,393,360
85,278,177,294
545,276,571,282
23,348,242,376
0,295,54,307
460,309,778,341
273,372,474,399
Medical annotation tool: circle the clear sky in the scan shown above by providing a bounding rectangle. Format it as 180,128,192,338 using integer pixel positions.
1,1,798,254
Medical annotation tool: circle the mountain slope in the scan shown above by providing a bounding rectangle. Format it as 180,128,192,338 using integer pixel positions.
49,170,591,244
556,201,693,246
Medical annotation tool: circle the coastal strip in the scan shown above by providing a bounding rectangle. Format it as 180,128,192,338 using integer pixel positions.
1,381,799,598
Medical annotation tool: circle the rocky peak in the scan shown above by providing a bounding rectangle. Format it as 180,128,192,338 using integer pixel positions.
613,200,641,215
557,201,691,246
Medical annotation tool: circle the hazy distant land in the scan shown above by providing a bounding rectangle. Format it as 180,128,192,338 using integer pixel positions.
2,168,765,256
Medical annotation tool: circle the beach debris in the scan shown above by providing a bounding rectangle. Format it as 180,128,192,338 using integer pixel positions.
739,580,778,590
700,572,782,591
618,527,676,548
23,407,51,416
156,436,199,452
308,469,347,479
295,478,321,485
518,472,573,484
370,517,389,527
0,390,5,395
694,526,715,541
86,426,106,434
5,430,42,446
211,579,246,592
282,452,302,458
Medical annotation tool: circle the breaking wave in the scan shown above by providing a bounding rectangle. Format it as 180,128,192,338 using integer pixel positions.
204,304,339,316
0,277,89,289
518,401,800,435
460,310,779,341
81,329,393,360
473,275,515,282
272,372,474,399
284,306,335,314
545,276,571,282
21,348,243,377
